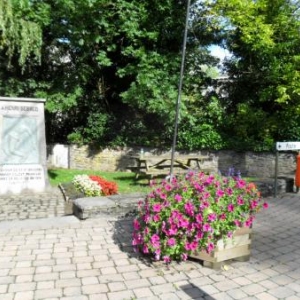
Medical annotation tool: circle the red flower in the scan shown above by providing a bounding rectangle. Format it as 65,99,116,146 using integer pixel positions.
89,175,118,196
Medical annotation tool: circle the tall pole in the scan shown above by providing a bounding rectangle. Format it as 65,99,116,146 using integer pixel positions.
170,0,191,179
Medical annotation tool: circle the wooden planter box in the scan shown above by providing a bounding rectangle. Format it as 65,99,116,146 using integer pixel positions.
189,227,252,269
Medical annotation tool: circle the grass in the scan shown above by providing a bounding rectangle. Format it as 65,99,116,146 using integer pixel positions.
48,168,151,194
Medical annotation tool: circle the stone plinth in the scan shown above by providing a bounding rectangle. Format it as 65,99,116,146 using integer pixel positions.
0,97,48,194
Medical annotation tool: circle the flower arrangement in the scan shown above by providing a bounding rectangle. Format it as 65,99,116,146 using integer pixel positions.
132,171,268,264
72,174,118,196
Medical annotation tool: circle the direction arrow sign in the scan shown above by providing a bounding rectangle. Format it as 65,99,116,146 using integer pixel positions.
276,142,300,151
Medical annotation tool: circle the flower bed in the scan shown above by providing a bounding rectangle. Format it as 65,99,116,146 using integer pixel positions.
132,171,268,265
72,174,118,196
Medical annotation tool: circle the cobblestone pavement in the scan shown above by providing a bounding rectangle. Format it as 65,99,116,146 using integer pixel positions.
0,189,300,299
0,187,69,222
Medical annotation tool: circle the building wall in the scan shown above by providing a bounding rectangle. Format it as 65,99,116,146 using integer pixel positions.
47,144,297,179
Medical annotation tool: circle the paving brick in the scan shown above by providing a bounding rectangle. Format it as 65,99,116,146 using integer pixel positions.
268,286,296,298
14,291,34,300
8,282,36,293
63,286,82,296
107,281,127,292
34,288,63,299
81,277,98,285
241,283,266,296
82,284,108,294
56,278,81,288
256,292,278,300
0,284,8,293
107,290,135,300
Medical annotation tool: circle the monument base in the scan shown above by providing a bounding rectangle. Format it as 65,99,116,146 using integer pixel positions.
0,164,46,194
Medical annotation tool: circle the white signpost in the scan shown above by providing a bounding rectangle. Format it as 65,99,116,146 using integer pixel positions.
274,142,300,197
276,142,300,151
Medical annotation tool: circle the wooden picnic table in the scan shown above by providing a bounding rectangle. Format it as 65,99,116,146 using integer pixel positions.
130,154,213,179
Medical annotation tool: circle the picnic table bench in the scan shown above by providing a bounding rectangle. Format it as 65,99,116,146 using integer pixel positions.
130,154,213,179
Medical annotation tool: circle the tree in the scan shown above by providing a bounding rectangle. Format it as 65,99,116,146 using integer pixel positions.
0,0,49,68
208,0,300,150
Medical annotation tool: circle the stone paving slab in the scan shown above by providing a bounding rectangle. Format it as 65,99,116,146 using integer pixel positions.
0,190,300,299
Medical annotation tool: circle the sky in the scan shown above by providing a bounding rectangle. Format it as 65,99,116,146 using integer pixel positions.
209,45,231,61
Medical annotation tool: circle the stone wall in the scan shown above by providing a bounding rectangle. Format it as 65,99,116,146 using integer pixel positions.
47,144,297,179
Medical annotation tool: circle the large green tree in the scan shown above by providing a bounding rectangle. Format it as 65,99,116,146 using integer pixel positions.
208,0,300,150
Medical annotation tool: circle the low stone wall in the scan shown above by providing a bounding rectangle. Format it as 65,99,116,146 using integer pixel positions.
47,144,297,180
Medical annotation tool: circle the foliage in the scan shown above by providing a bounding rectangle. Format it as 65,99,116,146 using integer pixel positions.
208,0,300,149
132,171,268,263
3,0,300,151
72,174,118,196
0,0,49,68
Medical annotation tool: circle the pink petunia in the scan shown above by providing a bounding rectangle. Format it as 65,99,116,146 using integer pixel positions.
250,200,258,209
203,223,212,232
174,194,182,202
195,213,203,223
143,244,149,254
227,204,235,212
163,256,171,263
181,253,188,261
207,242,215,253
216,189,224,197
263,202,269,209
152,203,162,212
167,238,176,247
133,219,140,230
164,184,172,191
179,218,189,228
184,202,194,216
153,214,160,222
237,196,244,205
208,213,217,222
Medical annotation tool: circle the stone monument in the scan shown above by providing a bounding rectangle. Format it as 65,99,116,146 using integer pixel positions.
0,97,48,194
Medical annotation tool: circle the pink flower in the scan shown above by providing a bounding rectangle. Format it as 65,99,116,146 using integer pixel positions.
179,218,189,228
195,214,203,223
160,193,167,200
164,184,172,191
208,213,217,222
219,213,226,220
153,214,160,222
184,202,194,216
181,253,188,261
152,203,162,212
167,238,176,247
216,189,224,197
263,202,269,209
150,234,160,248
174,194,182,202
155,249,161,260
227,204,235,212
163,256,171,263
203,223,212,232
168,226,178,235
143,244,149,253
250,200,258,209
133,219,140,230
227,231,233,238
207,242,214,253
236,179,246,189
237,196,244,205
234,220,241,227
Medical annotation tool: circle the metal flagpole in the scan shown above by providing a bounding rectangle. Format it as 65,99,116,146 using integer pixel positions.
170,0,191,179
